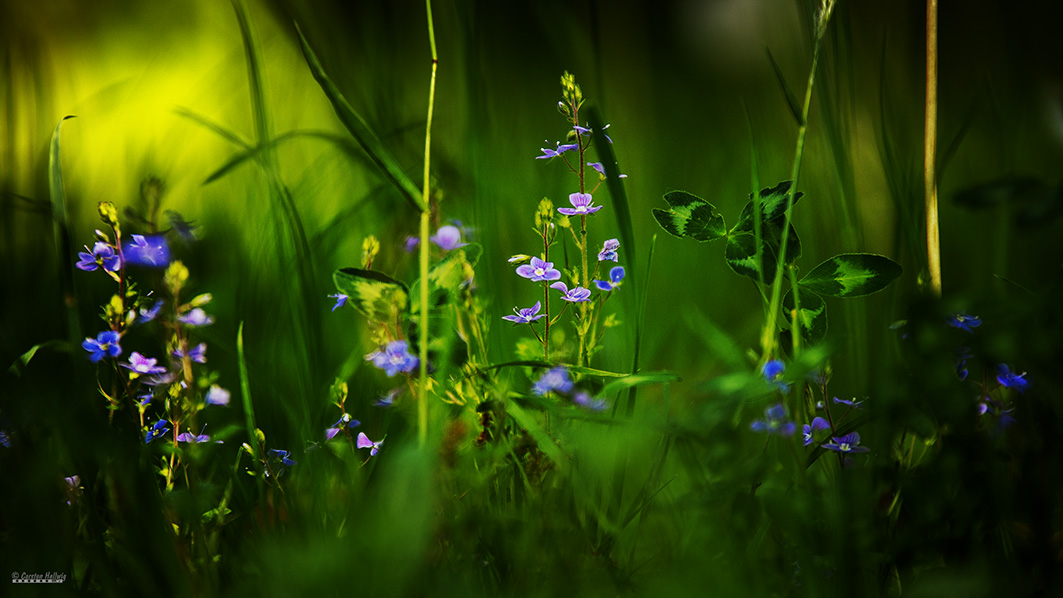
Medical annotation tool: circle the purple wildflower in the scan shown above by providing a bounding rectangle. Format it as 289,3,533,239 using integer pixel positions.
430,225,465,251
516,257,561,282
138,300,164,324
536,142,578,160
376,388,401,408
803,417,830,446
550,281,591,302
750,404,796,436
267,448,297,467
145,419,169,443
833,397,866,410
503,301,544,324
573,391,607,411
177,425,212,444
762,360,790,393
356,432,383,456
587,162,628,179
329,293,349,312
76,242,121,272
597,238,620,262
326,412,360,441
403,236,419,252
366,340,419,377
173,342,207,364
594,266,625,292
178,308,214,327
82,331,122,362
206,385,230,406
120,352,168,375
533,366,574,396
822,432,870,454
946,312,982,332
123,234,170,268
996,364,1030,393
558,192,602,216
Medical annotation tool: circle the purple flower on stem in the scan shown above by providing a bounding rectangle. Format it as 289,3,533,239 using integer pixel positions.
750,404,796,436
833,397,866,410
803,417,830,446
503,301,544,324
206,385,230,406
430,225,465,251
594,266,625,292
143,372,176,387
177,425,212,444
587,162,628,179
822,432,870,454
123,234,170,268
138,300,164,324
996,364,1030,393
366,340,419,377
64,475,82,506
328,293,349,312
533,366,574,396
762,360,790,393
145,419,169,443
268,448,297,467
356,432,383,456
82,331,122,362
76,242,121,272
173,342,207,364
550,281,591,302
946,312,982,332
597,239,620,262
403,236,419,252
121,352,168,375
326,413,360,441
376,388,401,408
178,308,214,327
516,257,561,282
558,192,602,217
536,142,578,160
138,392,153,407
573,391,607,411
573,123,612,143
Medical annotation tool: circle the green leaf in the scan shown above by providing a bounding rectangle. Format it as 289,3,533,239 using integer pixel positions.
653,190,727,241
49,115,81,345
410,244,482,312
600,371,681,396
783,289,828,346
295,22,425,212
798,253,903,298
733,180,803,226
725,232,777,284
333,268,410,319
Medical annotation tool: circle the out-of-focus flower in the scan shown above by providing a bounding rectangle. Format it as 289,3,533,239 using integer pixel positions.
833,397,866,410
178,308,214,327
573,391,606,411
366,340,419,377
120,352,168,375
123,234,170,268
996,364,1030,393
267,448,297,467
430,225,466,251
138,300,164,324
762,360,790,393
597,239,619,262
946,312,982,332
177,425,213,444
750,404,796,436
533,366,574,396
328,293,349,312
206,385,230,406
173,342,207,364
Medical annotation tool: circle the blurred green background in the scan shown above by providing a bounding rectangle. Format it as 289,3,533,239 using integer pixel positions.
2,0,1062,595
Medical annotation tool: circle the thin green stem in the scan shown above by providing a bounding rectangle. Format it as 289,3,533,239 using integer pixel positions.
925,0,942,297
418,0,438,448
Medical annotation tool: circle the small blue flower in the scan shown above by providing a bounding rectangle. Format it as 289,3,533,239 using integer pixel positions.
762,360,790,393
597,239,619,262
178,308,214,327
177,425,212,444
558,192,602,217
750,403,796,436
0,430,11,448
403,236,419,252
267,448,297,467
955,347,973,381
138,392,153,406
996,364,1029,393
516,257,562,282
123,234,170,268
503,301,544,324
803,417,830,446
120,352,168,375
536,141,578,160
82,331,122,362
833,397,866,410
328,293,349,312
145,419,170,443
366,340,419,377
946,312,982,332
205,385,230,406
533,366,574,396
430,225,466,251
356,432,383,456
76,242,121,272
594,266,625,292
573,391,606,411
326,412,360,441
173,342,207,364
549,281,592,302
138,300,164,324
822,432,870,454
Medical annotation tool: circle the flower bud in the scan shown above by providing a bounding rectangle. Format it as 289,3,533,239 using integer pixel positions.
97,202,120,227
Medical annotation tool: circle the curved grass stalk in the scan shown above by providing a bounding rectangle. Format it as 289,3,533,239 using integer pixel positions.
925,0,942,297
418,0,438,447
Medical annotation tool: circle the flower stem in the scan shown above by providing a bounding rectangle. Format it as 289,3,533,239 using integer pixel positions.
924,0,942,297
417,0,438,449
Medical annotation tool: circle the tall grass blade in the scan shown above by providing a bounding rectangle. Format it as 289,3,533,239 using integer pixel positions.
49,115,80,345
237,321,264,501
174,107,251,149
766,48,804,126
295,22,425,212
203,130,366,184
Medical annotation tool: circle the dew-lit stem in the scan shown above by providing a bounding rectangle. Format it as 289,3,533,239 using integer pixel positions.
924,0,942,297
417,0,438,448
